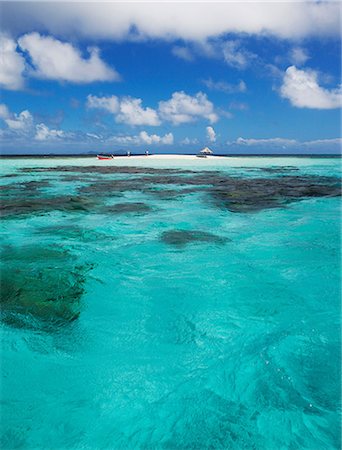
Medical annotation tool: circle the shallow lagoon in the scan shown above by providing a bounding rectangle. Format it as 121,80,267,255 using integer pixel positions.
1,156,341,449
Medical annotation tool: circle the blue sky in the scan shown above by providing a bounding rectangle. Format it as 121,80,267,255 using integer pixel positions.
0,1,341,154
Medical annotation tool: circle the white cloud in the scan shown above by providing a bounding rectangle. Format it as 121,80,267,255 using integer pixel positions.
289,47,309,66
87,95,119,113
181,137,199,145
0,104,66,141
88,92,218,126
2,3,340,41
234,136,342,152
109,135,138,145
117,98,160,126
139,131,173,145
236,137,297,147
159,91,218,125
0,103,10,119
86,132,101,140
303,138,342,148
87,95,160,126
110,131,173,146
0,34,26,90
171,46,194,61
280,66,342,109
35,123,65,141
203,78,246,94
206,126,216,143
5,109,33,131
18,32,119,83
222,40,256,69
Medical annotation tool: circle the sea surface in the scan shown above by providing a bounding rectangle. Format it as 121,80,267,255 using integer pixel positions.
1,156,341,449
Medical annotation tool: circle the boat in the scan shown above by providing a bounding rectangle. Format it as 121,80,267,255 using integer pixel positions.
196,147,213,158
97,155,113,160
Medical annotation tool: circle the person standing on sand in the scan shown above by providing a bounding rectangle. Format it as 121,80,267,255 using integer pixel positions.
145,150,149,156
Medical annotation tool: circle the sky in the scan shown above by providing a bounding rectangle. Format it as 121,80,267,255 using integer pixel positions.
0,1,341,154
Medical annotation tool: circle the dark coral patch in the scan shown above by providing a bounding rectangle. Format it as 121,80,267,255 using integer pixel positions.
20,165,196,175
209,175,341,212
161,230,229,248
102,202,152,214
1,173,20,178
5,165,341,216
0,195,98,218
0,245,90,330
260,166,299,174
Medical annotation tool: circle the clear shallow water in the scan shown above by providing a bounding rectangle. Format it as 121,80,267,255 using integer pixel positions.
0,156,341,449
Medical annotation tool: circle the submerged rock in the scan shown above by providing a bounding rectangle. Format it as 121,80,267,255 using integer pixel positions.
0,245,90,330
161,230,229,248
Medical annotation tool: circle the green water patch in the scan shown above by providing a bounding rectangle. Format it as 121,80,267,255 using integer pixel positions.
161,230,230,248
78,179,145,195
0,245,92,331
36,223,116,243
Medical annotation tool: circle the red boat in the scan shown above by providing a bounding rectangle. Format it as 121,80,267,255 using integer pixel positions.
97,155,113,160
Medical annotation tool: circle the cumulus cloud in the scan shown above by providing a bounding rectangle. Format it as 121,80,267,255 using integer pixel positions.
110,131,173,146
87,95,119,113
289,47,309,66
203,78,246,94
0,103,67,142
206,126,216,143
159,91,218,125
139,131,173,145
117,98,160,126
280,66,342,109
2,2,340,41
35,123,65,141
0,103,33,132
5,109,33,131
88,92,218,126
87,95,160,126
18,32,120,83
0,34,26,90
222,41,256,69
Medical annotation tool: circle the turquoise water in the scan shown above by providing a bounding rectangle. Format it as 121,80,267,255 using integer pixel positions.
1,156,341,449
